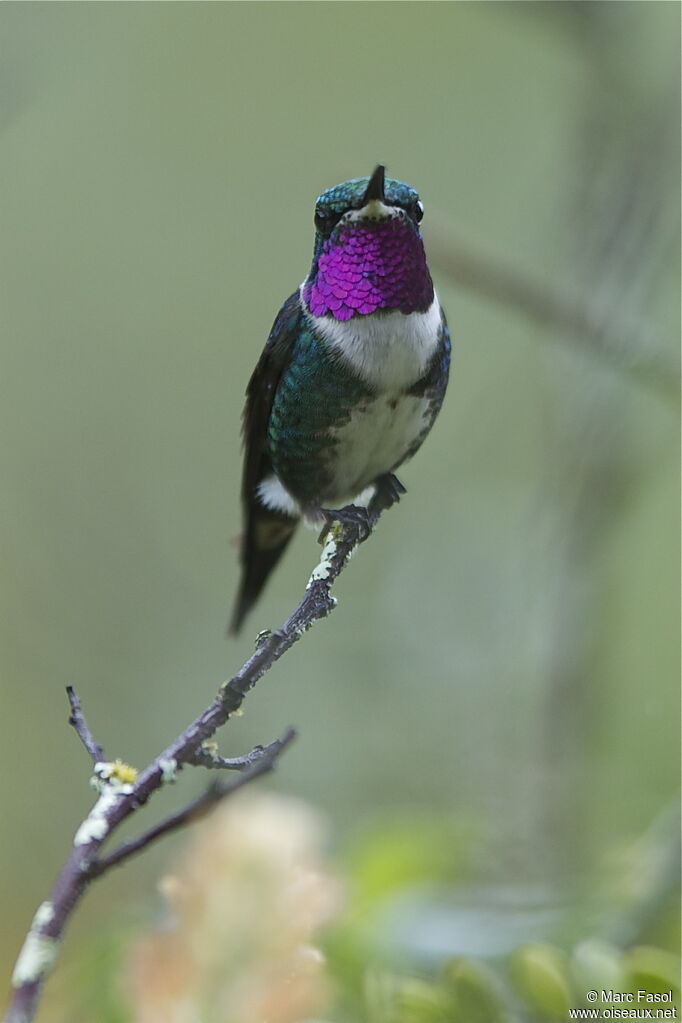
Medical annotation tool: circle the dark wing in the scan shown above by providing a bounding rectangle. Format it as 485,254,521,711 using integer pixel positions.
228,292,303,634
240,291,302,511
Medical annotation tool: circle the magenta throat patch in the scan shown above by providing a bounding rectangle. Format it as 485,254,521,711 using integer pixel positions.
304,218,434,321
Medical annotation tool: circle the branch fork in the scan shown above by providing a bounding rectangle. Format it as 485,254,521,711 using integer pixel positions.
6,505,387,1023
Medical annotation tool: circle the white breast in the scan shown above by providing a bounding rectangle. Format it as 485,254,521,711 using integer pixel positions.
257,391,431,520
303,291,442,391
324,391,431,503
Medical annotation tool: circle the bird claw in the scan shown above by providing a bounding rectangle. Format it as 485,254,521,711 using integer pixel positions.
317,475,406,544
369,473,407,515
318,504,372,545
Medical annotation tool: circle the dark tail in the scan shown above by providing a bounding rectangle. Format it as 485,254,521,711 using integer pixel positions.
228,506,298,635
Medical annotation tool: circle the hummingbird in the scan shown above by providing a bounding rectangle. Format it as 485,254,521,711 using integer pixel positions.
229,165,451,634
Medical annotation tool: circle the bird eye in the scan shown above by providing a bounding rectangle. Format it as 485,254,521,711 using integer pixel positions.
412,200,424,223
314,206,339,231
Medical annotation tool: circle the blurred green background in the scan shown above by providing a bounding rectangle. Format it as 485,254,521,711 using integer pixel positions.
1,2,679,1017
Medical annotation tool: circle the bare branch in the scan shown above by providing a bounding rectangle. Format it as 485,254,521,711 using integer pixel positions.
187,736,288,771
90,727,297,877
5,505,386,1023
66,685,105,766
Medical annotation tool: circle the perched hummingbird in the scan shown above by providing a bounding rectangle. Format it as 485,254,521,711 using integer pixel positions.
229,165,451,633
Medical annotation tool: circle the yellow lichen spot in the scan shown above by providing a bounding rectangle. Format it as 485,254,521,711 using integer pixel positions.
108,759,138,785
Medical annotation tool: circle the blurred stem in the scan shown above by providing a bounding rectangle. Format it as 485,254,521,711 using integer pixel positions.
600,803,682,950
4,503,387,1023
532,11,678,881
426,222,679,403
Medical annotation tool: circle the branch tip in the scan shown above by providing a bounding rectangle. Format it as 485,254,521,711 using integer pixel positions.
66,686,105,766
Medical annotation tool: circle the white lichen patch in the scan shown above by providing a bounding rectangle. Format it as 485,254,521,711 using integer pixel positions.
12,929,59,987
33,902,54,929
73,786,121,846
307,534,338,586
159,758,178,783
75,761,138,847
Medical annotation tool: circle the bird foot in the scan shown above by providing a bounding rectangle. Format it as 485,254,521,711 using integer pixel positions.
317,475,406,544
369,473,406,516
317,504,372,545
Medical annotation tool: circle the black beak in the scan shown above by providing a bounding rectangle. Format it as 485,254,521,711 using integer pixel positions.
362,164,385,204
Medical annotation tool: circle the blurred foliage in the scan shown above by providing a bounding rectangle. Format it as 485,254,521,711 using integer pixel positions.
49,794,679,1023
321,808,680,1023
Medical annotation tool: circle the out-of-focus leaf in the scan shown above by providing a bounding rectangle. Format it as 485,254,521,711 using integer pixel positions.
511,942,572,1020
623,945,681,1003
442,957,509,1023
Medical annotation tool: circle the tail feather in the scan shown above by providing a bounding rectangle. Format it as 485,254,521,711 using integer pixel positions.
228,507,298,635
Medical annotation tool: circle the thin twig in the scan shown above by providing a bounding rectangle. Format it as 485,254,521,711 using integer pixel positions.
187,736,284,771
91,727,297,877
66,685,105,765
5,507,384,1023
